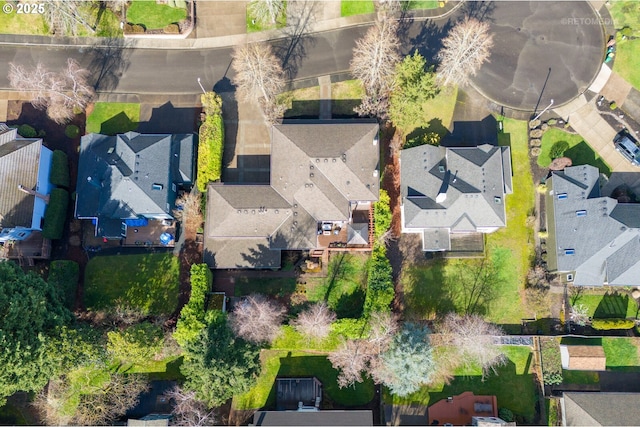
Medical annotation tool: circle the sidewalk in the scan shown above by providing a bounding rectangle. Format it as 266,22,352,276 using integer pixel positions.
0,1,463,50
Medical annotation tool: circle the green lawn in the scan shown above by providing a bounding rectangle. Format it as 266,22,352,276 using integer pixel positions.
614,37,640,91
233,350,375,410
126,355,185,380
279,79,365,118
407,0,439,9
86,102,140,135
84,254,180,315
570,292,638,319
386,346,536,423
126,0,187,29
562,369,599,385
538,128,611,175
402,119,532,326
603,337,640,370
305,253,368,319
246,4,287,33
609,1,640,32
341,0,375,17
234,277,297,297
402,86,458,138
0,2,47,35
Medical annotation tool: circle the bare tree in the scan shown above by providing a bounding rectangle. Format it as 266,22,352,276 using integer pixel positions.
351,19,401,118
231,43,286,123
569,304,589,327
228,294,285,345
173,191,203,231
292,302,336,341
436,17,494,87
166,386,216,426
42,0,96,36
9,59,95,124
438,313,506,379
366,311,398,355
248,0,286,25
328,339,372,388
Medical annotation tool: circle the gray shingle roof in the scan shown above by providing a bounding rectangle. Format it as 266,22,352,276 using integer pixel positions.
400,144,511,249
562,392,640,426
0,128,43,228
252,410,373,426
205,121,379,269
76,132,194,223
548,165,640,286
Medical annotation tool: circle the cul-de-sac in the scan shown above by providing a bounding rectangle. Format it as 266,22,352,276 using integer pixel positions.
1,1,640,426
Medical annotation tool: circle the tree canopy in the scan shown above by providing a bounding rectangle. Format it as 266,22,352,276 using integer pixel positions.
0,261,72,404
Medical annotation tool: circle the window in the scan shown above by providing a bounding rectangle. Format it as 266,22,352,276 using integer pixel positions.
172,183,176,192
576,210,587,217
567,273,574,282
564,249,575,255
557,193,568,200
152,183,163,190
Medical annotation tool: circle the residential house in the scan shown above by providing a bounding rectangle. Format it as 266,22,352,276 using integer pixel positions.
75,131,195,246
204,121,379,269
560,345,606,371
251,410,373,426
560,392,640,426
0,124,53,262
399,144,512,252
546,165,640,286
428,392,499,426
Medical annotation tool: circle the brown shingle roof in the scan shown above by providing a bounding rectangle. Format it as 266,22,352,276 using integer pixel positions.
567,345,606,371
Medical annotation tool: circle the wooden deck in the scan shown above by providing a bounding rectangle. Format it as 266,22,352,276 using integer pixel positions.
317,225,348,248
0,231,51,265
428,392,497,426
443,232,485,258
123,220,176,247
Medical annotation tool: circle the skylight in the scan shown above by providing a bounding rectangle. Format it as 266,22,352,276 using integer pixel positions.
576,210,587,217
557,193,568,200
564,249,575,255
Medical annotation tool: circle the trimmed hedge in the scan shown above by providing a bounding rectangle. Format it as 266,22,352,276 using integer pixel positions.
174,264,213,347
42,188,69,240
373,189,391,241
17,124,37,138
197,111,224,192
363,245,394,317
64,125,80,139
48,260,79,310
50,150,70,188
164,23,180,33
591,318,635,330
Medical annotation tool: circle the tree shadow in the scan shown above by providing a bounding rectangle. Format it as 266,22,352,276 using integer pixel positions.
594,292,630,319
459,0,497,23
272,1,318,81
402,260,456,320
86,37,133,92
441,116,498,147
239,243,282,269
563,142,612,176
137,102,198,134
213,75,241,180
408,18,454,62
406,118,451,143
332,288,365,319
99,111,138,135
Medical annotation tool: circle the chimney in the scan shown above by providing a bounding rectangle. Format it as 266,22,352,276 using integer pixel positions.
436,192,447,204
18,184,50,204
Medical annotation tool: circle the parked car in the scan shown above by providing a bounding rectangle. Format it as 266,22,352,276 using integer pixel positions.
614,131,640,166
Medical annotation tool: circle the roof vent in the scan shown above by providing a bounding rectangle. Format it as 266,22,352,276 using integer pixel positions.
275,210,279,214
152,183,163,190
324,158,328,163
373,170,378,178
310,173,314,178
316,159,320,163
107,147,115,154
438,165,445,173
332,158,337,163
494,196,502,204
310,165,314,170
436,192,447,204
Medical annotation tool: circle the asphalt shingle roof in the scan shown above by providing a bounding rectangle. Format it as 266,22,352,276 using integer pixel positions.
548,165,640,286
400,144,511,249
563,392,640,426
0,129,42,228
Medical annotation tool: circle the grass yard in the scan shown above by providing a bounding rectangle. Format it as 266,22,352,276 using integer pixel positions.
614,37,640,91
407,0,439,9
126,0,187,29
246,5,287,33
402,86,458,138
341,0,375,17
84,254,180,315
538,128,611,175
305,253,368,318
570,292,638,319
126,355,185,380
279,80,365,118
562,370,599,385
233,350,374,410
603,337,640,371
386,346,536,422
86,102,140,135
0,2,48,35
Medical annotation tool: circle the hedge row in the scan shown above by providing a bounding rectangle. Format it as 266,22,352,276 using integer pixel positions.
48,260,79,310
42,188,69,240
174,264,213,347
373,189,391,241
540,338,563,385
196,111,224,192
49,150,70,188
363,245,394,317
591,318,635,330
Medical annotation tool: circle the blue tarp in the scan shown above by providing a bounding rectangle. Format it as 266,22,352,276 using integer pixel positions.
124,218,149,227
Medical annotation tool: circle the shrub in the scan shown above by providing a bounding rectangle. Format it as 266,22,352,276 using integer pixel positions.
48,260,79,310
541,123,549,131
107,322,164,367
17,124,37,138
373,189,391,241
610,101,617,110
620,26,633,37
530,138,541,147
591,318,635,330
49,150,70,188
42,188,69,240
549,141,570,159
404,131,440,148
64,125,79,139
123,23,133,33
37,129,46,138
529,119,541,129
163,23,180,34
201,92,222,116
197,108,224,192
174,264,213,347
538,230,548,239
536,183,547,194
132,24,145,33
499,408,515,423
530,129,543,138
547,119,557,125
363,245,394,317
530,147,542,157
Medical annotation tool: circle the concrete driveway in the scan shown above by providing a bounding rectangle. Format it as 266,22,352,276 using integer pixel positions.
195,1,248,38
472,1,604,110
